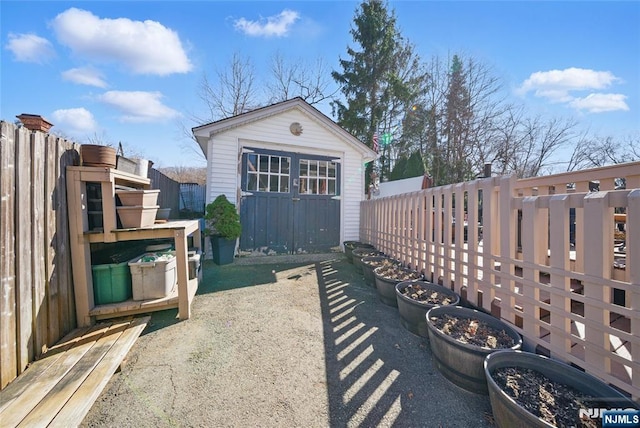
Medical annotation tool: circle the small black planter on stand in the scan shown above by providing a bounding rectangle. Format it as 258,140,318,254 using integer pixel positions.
210,236,236,265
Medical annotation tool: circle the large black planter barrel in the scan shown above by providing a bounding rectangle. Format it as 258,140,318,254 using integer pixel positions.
343,241,374,263
395,281,460,337
374,271,400,307
360,256,392,287
374,266,421,307
352,248,384,274
484,350,640,428
426,305,522,394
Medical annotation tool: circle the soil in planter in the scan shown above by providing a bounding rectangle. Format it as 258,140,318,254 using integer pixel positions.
375,264,422,281
492,366,609,428
362,257,397,270
353,248,384,260
400,283,455,306
430,314,516,349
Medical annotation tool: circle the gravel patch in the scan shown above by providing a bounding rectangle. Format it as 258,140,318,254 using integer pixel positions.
81,254,493,427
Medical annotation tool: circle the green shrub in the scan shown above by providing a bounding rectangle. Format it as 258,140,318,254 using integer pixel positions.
204,194,242,240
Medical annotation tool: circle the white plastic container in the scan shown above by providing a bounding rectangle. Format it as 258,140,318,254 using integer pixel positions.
188,251,201,280
134,159,149,177
128,252,177,300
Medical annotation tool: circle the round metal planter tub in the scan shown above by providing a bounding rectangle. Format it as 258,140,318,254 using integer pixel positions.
395,281,460,338
374,266,422,307
425,305,522,394
352,248,385,274
343,241,375,263
360,256,393,287
484,350,640,428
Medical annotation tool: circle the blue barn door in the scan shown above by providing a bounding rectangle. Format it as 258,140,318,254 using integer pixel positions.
239,147,340,254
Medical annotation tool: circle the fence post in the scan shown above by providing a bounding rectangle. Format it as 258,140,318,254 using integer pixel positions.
549,194,573,358
521,195,544,344
627,189,640,395
497,176,516,324
582,191,612,377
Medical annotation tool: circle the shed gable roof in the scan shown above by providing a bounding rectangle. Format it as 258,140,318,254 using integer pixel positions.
192,97,376,162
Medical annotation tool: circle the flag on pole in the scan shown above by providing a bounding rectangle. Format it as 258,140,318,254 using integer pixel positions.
372,132,379,153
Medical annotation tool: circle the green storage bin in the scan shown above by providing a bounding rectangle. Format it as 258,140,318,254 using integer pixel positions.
92,261,133,304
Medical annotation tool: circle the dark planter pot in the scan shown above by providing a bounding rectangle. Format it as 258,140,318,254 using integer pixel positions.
210,235,236,265
360,256,393,287
426,305,522,394
484,350,640,428
343,241,374,263
374,266,422,307
352,248,385,274
395,281,460,338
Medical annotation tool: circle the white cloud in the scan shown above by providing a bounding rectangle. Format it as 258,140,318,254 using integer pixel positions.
517,67,628,113
569,93,629,113
50,8,192,75
98,90,180,122
234,9,300,37
62,67,108,88
5,33,55,64
51,108,98,134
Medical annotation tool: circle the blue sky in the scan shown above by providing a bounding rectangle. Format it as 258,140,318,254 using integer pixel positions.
1,1,638,169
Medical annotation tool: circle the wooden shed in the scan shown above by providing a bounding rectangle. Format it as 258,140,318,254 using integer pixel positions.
193,98,376,256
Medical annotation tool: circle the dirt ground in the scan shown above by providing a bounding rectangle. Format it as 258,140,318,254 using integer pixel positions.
81,254,493,427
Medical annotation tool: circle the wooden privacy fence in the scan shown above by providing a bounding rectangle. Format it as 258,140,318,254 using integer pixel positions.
0,121,79,390
360,161,640,400
149,168,180,218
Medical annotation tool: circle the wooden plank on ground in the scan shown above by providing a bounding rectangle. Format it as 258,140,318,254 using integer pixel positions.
49,316,150,427
0,323,112,427
16,318,136,427
0,325,92,412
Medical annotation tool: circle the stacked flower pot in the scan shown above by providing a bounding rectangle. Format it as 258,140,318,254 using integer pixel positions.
115,189,160,228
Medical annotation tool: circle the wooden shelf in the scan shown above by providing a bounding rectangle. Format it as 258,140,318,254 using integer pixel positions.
90,278,199,320
85,220,200,243
66,166,201,327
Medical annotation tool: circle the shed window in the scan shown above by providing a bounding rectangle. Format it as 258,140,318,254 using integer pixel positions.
299,159,338,195
246,154,290,193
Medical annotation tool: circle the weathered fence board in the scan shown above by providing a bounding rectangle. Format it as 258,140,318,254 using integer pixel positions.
0,121,79,390
1,121,18,389
149,168,180,218
15,126,33,372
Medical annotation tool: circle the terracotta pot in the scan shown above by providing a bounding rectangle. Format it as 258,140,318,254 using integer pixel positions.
81,144,116,168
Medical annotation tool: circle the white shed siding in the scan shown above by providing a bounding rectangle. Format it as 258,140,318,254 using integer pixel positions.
206,133,239,204
203,104,373,248
342,155,367,242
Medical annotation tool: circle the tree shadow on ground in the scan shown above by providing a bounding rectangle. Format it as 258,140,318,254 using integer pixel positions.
315,258,494,427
